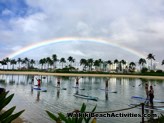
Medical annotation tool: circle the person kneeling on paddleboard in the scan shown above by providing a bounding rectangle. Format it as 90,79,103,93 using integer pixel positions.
149,85,154,107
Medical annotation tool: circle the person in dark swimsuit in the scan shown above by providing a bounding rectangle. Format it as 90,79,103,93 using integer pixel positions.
57,77,60,87
149,85,154,107
76,77,80,87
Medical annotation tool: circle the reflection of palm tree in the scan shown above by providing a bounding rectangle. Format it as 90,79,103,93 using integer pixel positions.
147,53,155,70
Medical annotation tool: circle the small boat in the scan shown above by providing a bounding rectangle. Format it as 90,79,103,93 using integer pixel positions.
73,93,98,101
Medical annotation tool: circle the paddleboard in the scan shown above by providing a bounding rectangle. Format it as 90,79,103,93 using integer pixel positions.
129,104,164,112
55,86,60,88
99,89,117,93
72,86,79,88
33,87,47,92
72,86,85,90
55,86,67,90
131,96,164,103
74,93,98,101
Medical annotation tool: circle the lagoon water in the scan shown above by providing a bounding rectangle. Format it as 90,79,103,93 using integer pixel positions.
0,74,164,123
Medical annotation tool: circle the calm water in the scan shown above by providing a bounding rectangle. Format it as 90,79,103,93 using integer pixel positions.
0,74,164,123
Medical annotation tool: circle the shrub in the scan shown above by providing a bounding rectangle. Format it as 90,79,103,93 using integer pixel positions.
156,69,163,73
150,70,155,73
141,67,148,73
46,103,96,123
0,91,25,123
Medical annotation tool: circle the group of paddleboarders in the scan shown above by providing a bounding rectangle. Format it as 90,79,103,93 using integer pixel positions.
145,83,154,107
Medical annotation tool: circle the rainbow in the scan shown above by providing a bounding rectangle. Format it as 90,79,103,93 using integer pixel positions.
7,37,145,59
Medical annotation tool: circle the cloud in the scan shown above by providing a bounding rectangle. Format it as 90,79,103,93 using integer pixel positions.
0,0,164,68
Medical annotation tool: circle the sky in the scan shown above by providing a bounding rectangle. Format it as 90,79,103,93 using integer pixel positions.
0,0,164,68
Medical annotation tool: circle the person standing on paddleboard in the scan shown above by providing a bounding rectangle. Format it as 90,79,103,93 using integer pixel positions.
37,79,41,88
145,83,149,98
149,85,154,107
75,77,80,88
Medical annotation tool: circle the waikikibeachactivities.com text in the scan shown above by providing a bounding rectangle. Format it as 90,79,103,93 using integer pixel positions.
67,112,157,118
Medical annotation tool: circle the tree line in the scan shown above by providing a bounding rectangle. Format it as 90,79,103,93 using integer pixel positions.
0,53,164,72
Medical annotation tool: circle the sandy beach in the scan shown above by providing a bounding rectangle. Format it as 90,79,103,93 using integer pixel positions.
0,70,164,80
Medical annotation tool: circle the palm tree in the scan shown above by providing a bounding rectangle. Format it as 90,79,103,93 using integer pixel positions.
39,58,46,69
46,57,52,69
60,58,66,69
138,58,146,70
4,57,10,69
67,56,75,67
0,60,7,69
114,59,119,72
80,58,88,71
120,60,126,71
162,60,164,65
94,59,101,71
107,60,112,71
52,54,58,69
87,58,94,71
24,57,29,68
17,58,22,69
147,53,155,70
30,59,35,68
10,59,17,69
129,62,136,72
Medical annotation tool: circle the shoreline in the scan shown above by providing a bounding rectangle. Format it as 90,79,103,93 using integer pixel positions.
0,71,164,80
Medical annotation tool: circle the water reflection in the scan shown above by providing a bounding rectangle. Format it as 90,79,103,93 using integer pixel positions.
36,91,40,102
57,88,60,98
105,91,108,101
0,74,163,123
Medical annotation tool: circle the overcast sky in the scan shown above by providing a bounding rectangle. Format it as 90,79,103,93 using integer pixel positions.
0,0,164,67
